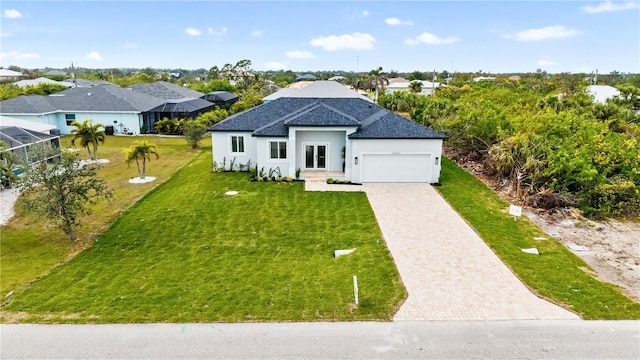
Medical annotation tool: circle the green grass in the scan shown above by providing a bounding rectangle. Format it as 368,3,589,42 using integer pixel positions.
437,157,640,319
2,148,405,323
1,135,204,299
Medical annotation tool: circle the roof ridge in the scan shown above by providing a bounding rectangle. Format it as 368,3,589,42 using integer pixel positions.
361,108,388,126
317,101,358,123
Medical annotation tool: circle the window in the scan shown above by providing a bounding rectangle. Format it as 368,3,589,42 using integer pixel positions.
231,135,245,153
65,114,76,126
270,141,287,159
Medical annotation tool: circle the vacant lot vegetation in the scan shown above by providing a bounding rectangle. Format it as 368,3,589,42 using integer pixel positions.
2,149,405,323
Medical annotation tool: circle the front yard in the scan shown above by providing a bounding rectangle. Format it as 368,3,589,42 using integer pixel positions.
2,149,405,323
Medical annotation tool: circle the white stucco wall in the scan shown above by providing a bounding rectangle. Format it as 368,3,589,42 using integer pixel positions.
255,137,291,177
350,138,444,183
288,127,357,176
211,132,257,171
2,112,141,135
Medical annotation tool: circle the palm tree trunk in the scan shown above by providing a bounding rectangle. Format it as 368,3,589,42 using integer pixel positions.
141,158,146,179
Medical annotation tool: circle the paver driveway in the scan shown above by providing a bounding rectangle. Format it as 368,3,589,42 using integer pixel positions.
363,183,579,321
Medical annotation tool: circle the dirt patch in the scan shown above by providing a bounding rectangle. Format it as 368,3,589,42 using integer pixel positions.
526,209,640,301
449,151,640,302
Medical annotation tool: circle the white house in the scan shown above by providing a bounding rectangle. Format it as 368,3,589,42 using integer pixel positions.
209,81,448,183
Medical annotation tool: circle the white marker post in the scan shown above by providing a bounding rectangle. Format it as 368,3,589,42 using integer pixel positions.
353,275,359,305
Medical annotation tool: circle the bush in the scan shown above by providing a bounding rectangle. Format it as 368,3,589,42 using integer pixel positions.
183,121,208,149
155,117,185,135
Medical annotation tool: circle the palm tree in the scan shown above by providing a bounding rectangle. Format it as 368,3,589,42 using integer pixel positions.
409,81,423,93
123,140,159,179
70,119,106,160
367,67,390,103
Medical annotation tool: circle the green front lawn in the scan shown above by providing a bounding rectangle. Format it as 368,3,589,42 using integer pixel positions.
437,158,640,319
2,149,405,323
1,136,203,298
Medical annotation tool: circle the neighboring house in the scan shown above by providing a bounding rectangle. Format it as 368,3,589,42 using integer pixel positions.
0,115,58,134
0,69,25,82
129,81,216,128
209,81,448,183
203,91,239,106
0,125,62,167
295,74,317,82
0,81,217,134
586,85,621,104
14,77,74,88
264,81,373,103
386,80,444,96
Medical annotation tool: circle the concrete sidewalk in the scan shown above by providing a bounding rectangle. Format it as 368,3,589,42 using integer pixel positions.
363,183,579,321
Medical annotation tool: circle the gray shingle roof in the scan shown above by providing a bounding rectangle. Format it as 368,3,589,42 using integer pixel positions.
0,95,58,114
0,84,166,114
129,81,204,100
209,93,448,140
348,112,449,139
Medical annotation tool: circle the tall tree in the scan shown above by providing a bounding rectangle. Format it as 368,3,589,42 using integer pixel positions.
367,67,389,103
70,119,106,160
124,140,159,179
16,150,112,240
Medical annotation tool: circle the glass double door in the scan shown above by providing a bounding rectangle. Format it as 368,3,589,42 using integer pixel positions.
304,144,327,170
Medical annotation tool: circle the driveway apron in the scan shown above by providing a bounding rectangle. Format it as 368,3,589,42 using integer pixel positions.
363,183,579,321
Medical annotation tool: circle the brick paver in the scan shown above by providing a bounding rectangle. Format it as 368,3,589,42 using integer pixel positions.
363,183,579,321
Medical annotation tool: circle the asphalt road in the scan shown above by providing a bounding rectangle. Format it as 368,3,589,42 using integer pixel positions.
1,320,639,359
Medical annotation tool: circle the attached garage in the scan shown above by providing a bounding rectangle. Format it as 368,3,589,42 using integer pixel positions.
361,153,432,183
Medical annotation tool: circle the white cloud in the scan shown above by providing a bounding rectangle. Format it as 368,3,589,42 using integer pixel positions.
362,10,369,17
265,62,287,70
185,28,202,36
503,25,581,41
252,30,263,37
208,27,228,36
385,17,413,26
85,51,103,61
538,59,556,66
582,1,638,13
0,51,39,60
404,32,459,45
3,9,22,19
310,32,375,51
123,41,138,49
285,50,316,59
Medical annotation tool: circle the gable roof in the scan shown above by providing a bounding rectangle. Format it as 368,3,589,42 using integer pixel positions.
129,81,204,100
210,81,447,140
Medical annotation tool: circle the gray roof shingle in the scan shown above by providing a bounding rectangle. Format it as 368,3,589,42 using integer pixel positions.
129,81,204,100
209,95,448,140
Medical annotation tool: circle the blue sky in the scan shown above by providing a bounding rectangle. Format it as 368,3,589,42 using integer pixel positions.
1,1,638,74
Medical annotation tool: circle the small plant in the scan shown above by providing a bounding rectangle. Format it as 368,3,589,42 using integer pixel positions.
342,180,350,184
295,168,301,179
258,167,266,178
327,178,333,184
229,157,237,172
222,157,227,171
248,167,257,181
285,176,293,182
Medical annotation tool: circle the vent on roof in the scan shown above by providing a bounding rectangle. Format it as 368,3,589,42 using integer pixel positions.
87,93,92,96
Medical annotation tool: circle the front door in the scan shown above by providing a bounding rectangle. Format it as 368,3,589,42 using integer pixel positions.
304,144,327,170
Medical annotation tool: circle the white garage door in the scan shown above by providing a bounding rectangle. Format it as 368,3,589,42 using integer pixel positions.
361,153,431,182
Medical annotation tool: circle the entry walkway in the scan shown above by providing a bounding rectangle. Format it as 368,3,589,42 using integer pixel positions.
363,183,579,321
